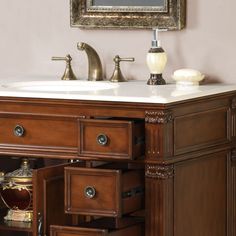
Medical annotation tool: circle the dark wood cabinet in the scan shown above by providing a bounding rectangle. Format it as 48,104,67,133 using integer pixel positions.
0,90,235,236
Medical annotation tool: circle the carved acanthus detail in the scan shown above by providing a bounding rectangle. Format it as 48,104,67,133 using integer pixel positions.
145,164,174,179
145,110,173,124
231,98,236,138
231,97,236,109
232,149,236,162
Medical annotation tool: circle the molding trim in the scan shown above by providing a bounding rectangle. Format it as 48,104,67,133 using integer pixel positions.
145,164,174,179
145,110,173,124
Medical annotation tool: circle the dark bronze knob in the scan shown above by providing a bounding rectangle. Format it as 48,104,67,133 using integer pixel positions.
96,134,108,146
84,186,96,199
14,125,25,137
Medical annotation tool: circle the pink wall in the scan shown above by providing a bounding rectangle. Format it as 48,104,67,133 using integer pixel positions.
0,0,235,83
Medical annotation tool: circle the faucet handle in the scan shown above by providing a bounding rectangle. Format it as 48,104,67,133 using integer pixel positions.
114,55,135,64
52,54,77,80
110,55,135,82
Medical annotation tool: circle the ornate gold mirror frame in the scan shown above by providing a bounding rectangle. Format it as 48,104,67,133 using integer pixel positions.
70,0,186,30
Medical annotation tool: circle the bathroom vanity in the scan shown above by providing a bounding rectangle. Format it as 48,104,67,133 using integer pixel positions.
0,80,235,236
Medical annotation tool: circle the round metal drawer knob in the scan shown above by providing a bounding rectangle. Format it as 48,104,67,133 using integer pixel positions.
14,125,25,137
96,134,108,146
84,186,96,199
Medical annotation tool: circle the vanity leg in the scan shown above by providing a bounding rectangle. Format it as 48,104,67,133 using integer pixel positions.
145,110,174,236
145,164,174,236
229,149,236,236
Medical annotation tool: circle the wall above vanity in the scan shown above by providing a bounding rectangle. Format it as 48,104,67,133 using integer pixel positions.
70,0,186,30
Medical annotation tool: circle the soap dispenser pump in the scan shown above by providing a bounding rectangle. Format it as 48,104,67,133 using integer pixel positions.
146,29,167,85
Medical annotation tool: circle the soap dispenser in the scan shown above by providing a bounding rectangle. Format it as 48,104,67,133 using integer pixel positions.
146,29,167,85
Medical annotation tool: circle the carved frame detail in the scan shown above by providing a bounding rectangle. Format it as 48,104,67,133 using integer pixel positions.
70,0,186,30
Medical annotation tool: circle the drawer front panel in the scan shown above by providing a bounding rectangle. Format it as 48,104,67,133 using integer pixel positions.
0,114,78,148
50,224,143,236
51,226,108,236
65,167,121,217
78,119,144,160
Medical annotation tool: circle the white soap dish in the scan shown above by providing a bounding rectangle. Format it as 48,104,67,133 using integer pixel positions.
172,69,205,86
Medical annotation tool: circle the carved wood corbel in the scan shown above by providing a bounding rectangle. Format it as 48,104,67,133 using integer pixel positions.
145,110,173,124
231,148,236,162
231,98,236,139
231,97,236,110
145,164,174,179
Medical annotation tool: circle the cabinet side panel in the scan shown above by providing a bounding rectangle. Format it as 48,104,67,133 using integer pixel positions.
174,152,227,236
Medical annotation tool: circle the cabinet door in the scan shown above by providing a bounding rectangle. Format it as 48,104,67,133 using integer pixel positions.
32,162,83,236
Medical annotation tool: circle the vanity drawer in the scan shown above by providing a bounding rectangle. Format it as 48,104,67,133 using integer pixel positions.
50,224,143,236
78,119,144,160
0,114,78,148
65,167,144,217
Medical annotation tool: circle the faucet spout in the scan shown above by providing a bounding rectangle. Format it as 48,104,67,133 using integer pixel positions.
77,42,103,81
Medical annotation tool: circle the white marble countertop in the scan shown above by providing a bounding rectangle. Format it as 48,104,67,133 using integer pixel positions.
0,76,236,104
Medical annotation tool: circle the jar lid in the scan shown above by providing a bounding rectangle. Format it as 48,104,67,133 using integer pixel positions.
4,159,32,183
0,172,4,182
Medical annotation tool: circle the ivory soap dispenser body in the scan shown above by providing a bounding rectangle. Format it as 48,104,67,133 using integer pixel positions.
147,29,167,85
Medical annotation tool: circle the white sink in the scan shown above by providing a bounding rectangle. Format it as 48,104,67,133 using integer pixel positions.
2,80,118,92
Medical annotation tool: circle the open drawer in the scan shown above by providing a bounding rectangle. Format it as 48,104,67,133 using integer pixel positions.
65,165,144,217
78,119,145,160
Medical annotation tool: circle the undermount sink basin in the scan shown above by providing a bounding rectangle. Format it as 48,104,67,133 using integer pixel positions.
2,80,118,92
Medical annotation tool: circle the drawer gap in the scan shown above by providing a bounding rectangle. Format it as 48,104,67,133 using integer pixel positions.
76,216,144,230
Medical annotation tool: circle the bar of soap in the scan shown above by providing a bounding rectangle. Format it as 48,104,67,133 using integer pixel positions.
172,69,204,85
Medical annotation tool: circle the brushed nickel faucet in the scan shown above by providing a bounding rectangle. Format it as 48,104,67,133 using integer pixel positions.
77,42,103,81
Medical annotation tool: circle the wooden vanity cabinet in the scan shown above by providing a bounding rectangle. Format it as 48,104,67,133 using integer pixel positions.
0,92,235,236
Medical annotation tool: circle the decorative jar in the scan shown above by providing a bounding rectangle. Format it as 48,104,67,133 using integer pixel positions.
0,159,33,222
